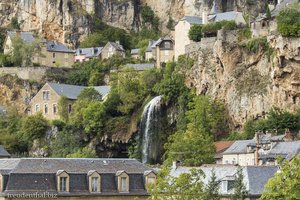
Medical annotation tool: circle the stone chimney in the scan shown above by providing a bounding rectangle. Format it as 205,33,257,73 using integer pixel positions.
172,160,181,170
202,8,208,24
115,41,120,45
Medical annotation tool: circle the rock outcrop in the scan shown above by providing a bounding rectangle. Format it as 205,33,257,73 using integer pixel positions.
186,33,300,129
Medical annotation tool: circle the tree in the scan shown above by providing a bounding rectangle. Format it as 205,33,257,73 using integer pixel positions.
276,3,300,37
232,167,248,200
67,146,97,158
188,24,203,42
10,17,20,30
260,155,300,200
167,17,175,30
77,88,102,101
58,96,69,121
150,167,205,200
204,169,220,200
10,37,42,67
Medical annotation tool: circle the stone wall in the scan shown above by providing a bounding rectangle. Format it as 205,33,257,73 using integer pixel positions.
185,42,201,54
0,67,47,81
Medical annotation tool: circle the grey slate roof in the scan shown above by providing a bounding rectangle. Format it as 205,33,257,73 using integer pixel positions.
0,159,20,174
209,11,241,22
125,63,155,71
246,166,278,196
7,31,35,43
181,16,203,25
222,140,254,155
146,40,155,52
170,164,278,197
47,83,110,100
266,141,300,160
131,48,140,55
75,47,103,58
151,37,173,48
46,40,75,53
108,42,125,51
0,146,10,158
1,158,153,197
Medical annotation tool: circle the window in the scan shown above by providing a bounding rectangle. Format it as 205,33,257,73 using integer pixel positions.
68,104,72,113
42,91,49,100
35,104,40,112
227,180,235,191
109,47,113,52
232,158,236,164
120,177,127,192
53,53,56,58
165,41,171,49
44,104,48,114
91,177,98,192
60,177,67,192
53,104,57,115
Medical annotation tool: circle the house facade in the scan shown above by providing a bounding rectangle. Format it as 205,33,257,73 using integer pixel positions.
29,83,110,120
75,47,103,62
0,158,156,200
101,42,125,60
170,163,278,200
152,37,174,68
130,48,140,59
174,16,202,60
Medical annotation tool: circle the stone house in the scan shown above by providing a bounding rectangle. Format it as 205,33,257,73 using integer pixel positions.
170,163,278,200
75,47,103,62
101,42,125,60
0,158,156,200
130,48,140,59
3,31,35,55
29,83,110,120
36,40,75,67
174,16,203,60
0,146,10,159
222,133,300,166
151,37,174,68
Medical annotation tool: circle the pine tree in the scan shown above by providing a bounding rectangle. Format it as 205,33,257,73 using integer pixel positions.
232,167,248,200
204,169,220,200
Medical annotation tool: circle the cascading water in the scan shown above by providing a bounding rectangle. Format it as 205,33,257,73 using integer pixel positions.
140,96,162,164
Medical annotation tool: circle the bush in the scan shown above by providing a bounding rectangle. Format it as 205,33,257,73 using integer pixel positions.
0,54,13,67
202,20,236,36
276,3,300,37
188,24,202,42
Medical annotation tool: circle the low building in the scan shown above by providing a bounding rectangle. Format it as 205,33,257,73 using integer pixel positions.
0,146,10,158
170,163,278,200
36,40,75,67
130,48,140,59
222,133,300,166
214,141,235,164
0,158,156,200
151,37,174,68
3,31,35,55
101,42,125,60
75,47,103,62
29,83,110,120
125,63,155,71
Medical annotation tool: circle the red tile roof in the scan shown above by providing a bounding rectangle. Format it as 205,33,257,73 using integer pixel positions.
214,141,235,153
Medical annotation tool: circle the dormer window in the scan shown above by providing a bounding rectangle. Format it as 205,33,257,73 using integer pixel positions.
88,170,101,193
116,171,129,193
144,170,157,185
56,170,69,193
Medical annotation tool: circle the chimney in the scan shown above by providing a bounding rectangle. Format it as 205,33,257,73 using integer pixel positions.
116,41,120,45
255,131,260,166
284,129,292,141
202,8,208,24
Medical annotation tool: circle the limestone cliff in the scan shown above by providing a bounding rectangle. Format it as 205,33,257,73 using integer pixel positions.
0,0,264,45
186,34,300,129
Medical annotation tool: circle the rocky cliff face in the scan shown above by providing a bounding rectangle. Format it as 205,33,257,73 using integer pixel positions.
186,33,300,129
0,0,264,45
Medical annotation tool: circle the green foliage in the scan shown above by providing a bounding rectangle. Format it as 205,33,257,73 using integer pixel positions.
203,170,220,200
10,17,20,30
188,24,203,42
0,28,7,52
67,146,97,158
150,167,205,200
202,20,236,36
232,167,248,200
276,3,300,37
266,5,271,19
244,107,300,138
238,27,252,41
10,37,42,67
177,55,194,70
260,154,300,200
241,37,269,53
58,96,69,122
77,88,102,101
141,5,159,31
166,17,175,30
0,54,13,67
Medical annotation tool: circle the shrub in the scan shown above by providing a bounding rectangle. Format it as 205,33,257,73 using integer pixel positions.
188,24,202,42
202,20,236,36
276,3,300,37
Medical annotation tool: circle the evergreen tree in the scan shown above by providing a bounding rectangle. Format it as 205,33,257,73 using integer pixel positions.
204,169,220,200
232,167,248,200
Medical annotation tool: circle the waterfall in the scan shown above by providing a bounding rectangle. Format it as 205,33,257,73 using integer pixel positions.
140,96,162,164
